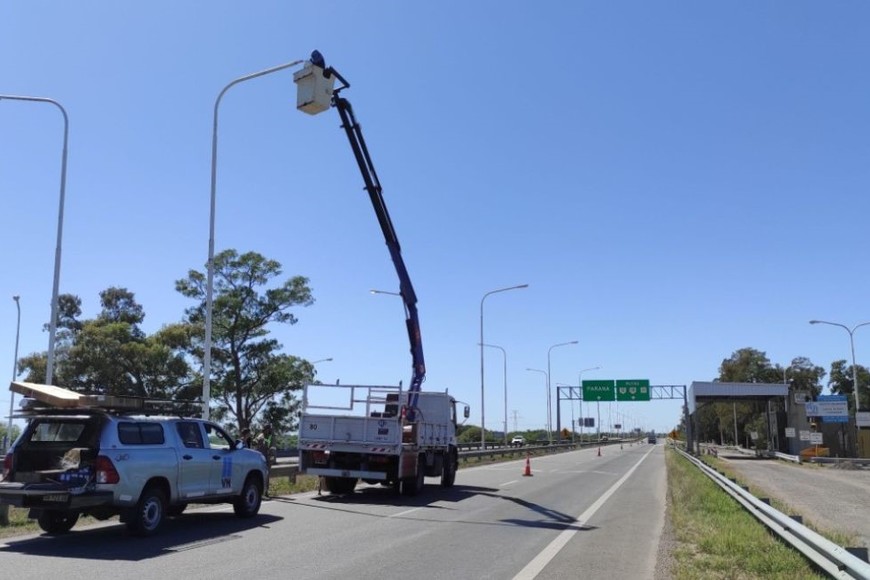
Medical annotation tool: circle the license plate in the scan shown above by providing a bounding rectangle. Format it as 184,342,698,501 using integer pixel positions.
43,494,67,503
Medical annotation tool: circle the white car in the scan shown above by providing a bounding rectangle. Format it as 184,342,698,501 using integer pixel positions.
510,436,526,447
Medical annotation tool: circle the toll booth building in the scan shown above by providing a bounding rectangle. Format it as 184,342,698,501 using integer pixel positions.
688,382,797,454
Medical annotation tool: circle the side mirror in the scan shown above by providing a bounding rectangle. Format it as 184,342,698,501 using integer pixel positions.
463,406,470,419
234,439,245,450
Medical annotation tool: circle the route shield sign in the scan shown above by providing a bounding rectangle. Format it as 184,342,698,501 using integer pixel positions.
582,380,615,401
616,379,651,401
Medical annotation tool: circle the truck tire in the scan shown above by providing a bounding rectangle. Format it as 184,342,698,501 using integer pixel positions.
402,454,426,496
324,476,357,494
37,510,79,534
233,475,262,518
441,448,457,488
127,485,166,537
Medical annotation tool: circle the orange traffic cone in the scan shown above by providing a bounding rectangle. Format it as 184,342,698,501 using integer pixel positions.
523,455,533,476
597,446,602,457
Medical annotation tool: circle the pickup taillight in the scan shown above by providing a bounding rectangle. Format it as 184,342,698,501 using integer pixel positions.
1,453,10,481
94,455,120,484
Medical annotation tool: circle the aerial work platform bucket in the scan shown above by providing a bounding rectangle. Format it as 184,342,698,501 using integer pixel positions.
294,62,335,115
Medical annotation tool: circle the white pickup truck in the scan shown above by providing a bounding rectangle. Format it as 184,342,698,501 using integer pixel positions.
298,383,468,495
0,382,267,536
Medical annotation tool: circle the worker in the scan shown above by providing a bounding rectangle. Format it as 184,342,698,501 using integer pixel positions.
240,428,253,448
255,425,275,497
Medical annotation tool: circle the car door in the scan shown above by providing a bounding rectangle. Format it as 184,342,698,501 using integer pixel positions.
174,421,213,499
203,422,241,495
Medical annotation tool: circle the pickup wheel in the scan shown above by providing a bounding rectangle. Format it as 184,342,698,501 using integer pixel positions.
233,475,262,518
37,510,79,534
127,486,166,537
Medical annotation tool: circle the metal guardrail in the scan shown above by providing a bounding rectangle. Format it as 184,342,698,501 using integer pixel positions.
678,447,870,578
774,451,802,464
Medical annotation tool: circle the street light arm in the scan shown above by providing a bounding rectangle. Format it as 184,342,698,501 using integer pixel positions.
547,340,578,356
202,60,305,420
479,284,528,449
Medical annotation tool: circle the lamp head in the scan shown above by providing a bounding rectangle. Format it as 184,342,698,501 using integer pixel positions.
809,320,820,325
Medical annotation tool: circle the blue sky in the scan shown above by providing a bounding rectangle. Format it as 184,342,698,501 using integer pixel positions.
2,2,870,435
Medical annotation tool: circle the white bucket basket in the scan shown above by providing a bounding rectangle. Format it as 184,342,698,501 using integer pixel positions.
294,62,335,115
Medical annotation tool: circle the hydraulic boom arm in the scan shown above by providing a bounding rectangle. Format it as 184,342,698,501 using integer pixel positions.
318,55,426,411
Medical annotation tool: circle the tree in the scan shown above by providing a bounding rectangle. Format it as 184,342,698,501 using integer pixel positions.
828,359,870,411
176,250,315,431
18,288,197,400
711,348,778,447
719,347,779,383
780,356,826,398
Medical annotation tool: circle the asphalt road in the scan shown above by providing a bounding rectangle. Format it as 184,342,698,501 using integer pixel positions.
0,443,665,579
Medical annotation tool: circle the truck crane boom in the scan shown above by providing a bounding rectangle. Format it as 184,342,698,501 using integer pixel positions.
304,52,425,413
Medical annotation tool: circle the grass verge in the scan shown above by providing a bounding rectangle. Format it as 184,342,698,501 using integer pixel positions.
701,455,857,548
666,447,826,579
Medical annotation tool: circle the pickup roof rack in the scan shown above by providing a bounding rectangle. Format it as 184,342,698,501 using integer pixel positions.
9,381,202,417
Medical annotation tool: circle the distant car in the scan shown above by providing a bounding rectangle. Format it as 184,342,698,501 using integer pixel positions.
648,434,657,444
510,436,525,447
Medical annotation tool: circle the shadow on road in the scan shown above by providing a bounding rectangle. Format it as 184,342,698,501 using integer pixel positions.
0,511,281,561
307,483,496,508
289,483,593,533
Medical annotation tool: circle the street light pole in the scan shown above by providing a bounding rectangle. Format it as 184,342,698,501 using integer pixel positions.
0,95,68,385
810,320,870,414
548,340,578,442
479,284,528,449
5,296,21,449
481,343,508,445
810,319,870,456
202,60,305,420
526,368,548,438
578,366,601,443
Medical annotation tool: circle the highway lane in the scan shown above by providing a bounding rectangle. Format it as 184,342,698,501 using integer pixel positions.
0,443,665,579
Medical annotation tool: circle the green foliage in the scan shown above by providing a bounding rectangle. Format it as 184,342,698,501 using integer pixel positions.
18,288,197,400
0,424,22,448
456,425,483,443
718,347,779,383
176,249,315,431
667,449,825,579
828,359,870,410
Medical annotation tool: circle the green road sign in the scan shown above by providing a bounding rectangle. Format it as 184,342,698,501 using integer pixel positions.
616,379,651,401
582,380,615,401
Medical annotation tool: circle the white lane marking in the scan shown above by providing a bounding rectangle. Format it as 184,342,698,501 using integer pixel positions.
512,445,656,580
500,480,519,487
391,507,424,518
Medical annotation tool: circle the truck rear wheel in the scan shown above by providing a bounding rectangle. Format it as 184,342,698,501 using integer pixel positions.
402,455,426,496
441,448,457,488
324,476,357,494
37,510,79,534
